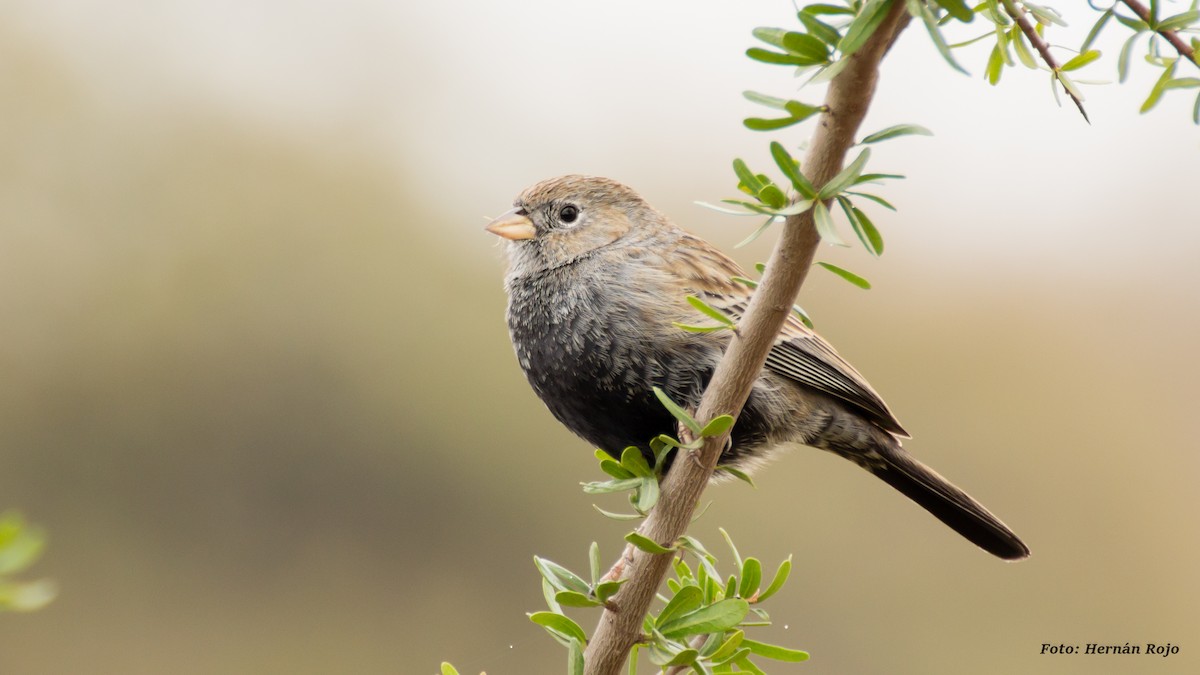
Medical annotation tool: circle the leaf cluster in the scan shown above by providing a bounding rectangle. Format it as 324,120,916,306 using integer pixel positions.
529,531,805,674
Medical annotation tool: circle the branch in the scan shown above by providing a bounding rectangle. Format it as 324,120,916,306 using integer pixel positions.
1002,0,1090,122
581,2,912,673
1118,0,1200,69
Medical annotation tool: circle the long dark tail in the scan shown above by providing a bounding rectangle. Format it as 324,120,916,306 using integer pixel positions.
870,447,1030,561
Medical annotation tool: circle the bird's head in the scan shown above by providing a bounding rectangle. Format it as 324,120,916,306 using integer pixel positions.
486,175,664,275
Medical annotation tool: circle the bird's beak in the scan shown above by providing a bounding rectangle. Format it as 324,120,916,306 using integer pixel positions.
485,208,536,241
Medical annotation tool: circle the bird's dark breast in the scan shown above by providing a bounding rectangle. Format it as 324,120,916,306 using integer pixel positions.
506,265,772,466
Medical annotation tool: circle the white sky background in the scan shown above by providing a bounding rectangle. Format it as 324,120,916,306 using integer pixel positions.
9,0,1197,280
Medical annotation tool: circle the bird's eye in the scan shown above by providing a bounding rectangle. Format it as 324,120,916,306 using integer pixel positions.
559,204,579,224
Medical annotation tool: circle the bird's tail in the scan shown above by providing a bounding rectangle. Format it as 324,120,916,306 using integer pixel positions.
869,447,1030,561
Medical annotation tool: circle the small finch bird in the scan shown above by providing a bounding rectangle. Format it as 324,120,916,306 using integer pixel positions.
487,174,1029,560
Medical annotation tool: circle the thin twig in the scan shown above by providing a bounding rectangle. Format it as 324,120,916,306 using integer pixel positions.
1002,0,1091,122
1118,0,1200,69
580,2,913,673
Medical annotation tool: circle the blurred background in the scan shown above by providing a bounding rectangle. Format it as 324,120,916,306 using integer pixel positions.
2,1,1197,673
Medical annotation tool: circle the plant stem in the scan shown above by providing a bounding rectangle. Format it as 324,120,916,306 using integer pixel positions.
581,3,912,672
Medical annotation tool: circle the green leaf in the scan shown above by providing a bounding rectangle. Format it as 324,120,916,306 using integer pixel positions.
653,386,702,435
719,527,743,570
816,261,871,289
803,4,855,16
581,476,642,494
860,123,933,144
734,217,779,249
440,662,460,675
635,476,659,512
709,630,746,662
808,54,851,84
598,457,633,480
700,414,735,438
745,47,822,66
751,26,790,49
568,639,585,675
936,0,974,22
595,579,624,603
1193,89,1200,125
589,541,601,585
784,99,824,121
1025,3,1065,27
731,159,763,194
555,590,603,608
742,90,790,110
686,295,736,327
845,190,896,211
986,44,1004,85
1118,32,1143,84
1081,9,1114,53
620,445,654,477
1011,25,1038,69
852,206,884,255
769,141,817,198
0,515,45,576
529,611,588,645
840,0,892,57
910,0,970,74
1141,60,1179,113
1157,10,1200,32
819,147,871,198
738,557,762,598
626,531,675,554
756,555,793,602
716,464,757,487
798,12,842,46
782,32,831,62
742,638,810,662
757,183,787,209
855,172,904,184
657,585,704,628
592,504,643,521
743,115,805,131
658,599,750,638
812,201,847,247
1061,49,1101,72
535,556,591,594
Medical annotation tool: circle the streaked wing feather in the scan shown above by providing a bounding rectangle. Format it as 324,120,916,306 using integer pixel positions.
668,233,908,437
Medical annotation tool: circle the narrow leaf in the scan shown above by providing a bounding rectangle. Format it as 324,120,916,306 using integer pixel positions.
910,0,970,74
840,0,892,57
742,90,790,110
819,147,871,198
700,414,735,438
592,504,643,521
1081,9,1114,53
658,599,750,638
1061,49,1101,72
816,261,872,289
528,611,588,645
769,141,817,197
626,531,675,554
798,13,842,46
936,0,974,22
756,555,793,602
860,124,933,144
555,590,602,608
739,557,762,599
812,201,847,247
732,159,763,194
742,638,810,662
653,386,702,435
686,295,736,327
656,585,704,628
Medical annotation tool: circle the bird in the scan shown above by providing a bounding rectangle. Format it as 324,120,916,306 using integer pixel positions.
485,174,1029,561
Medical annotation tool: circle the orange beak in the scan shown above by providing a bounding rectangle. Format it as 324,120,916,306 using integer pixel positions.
485,208,536,240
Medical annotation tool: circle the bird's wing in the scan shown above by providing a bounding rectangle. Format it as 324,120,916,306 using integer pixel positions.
669,233,909,437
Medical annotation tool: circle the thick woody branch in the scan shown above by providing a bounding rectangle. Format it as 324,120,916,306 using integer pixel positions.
581,2,912,673
1118,0,1200,69
1002,0,1090,122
